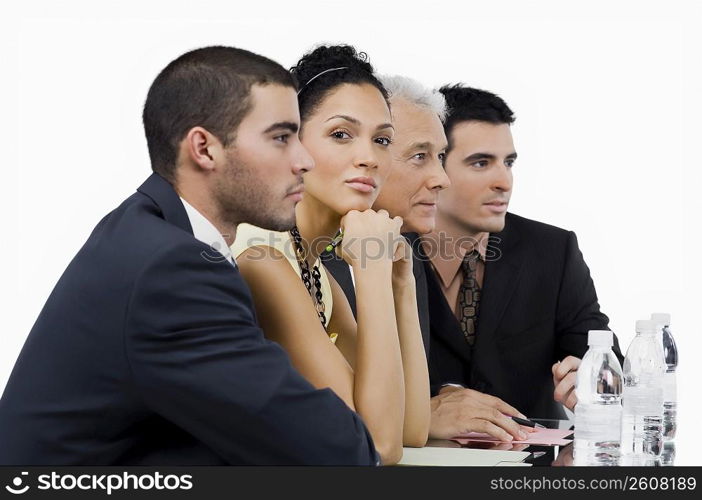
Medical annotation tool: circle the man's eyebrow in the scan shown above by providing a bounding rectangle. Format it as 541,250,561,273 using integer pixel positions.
405,141,432,152
506,152,518,160
263,121,299,134
464,152,495,162
402,141,445,155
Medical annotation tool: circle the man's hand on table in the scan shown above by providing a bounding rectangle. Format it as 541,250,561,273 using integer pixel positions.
552,356,581,411
552,443,574,467
429,386,533,442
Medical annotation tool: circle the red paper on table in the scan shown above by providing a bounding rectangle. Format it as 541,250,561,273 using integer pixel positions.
452,428,573,446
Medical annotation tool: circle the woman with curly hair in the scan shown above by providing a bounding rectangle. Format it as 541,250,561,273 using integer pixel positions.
231,45,430,464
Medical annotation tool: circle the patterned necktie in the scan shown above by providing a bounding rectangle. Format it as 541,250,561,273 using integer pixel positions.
458,249,482,345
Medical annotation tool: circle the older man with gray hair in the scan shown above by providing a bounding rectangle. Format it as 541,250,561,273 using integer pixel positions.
323,74,530,444
372,74,450,234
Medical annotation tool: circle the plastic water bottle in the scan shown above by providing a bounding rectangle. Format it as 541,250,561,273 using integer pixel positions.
651,313,678,441
573,330,623,466
620,319,666,463
660,441,676,466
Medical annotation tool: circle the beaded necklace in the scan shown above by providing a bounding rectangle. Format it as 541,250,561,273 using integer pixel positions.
289,226,326,326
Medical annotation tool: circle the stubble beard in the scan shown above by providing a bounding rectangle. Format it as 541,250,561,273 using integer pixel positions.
214,150,297,232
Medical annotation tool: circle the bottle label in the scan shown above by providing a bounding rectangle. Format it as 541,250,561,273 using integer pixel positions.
622,386,663,415
663,372,677,401
575,403,622,441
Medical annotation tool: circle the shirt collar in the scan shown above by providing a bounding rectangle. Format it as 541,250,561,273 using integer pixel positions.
179,197,235,266
421,231,488,288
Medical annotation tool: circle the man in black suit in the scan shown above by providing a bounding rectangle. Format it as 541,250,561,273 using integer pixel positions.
424,85,623,439
0,46,378,465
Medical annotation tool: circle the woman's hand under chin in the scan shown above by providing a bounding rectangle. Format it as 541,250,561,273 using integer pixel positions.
338,208,402,271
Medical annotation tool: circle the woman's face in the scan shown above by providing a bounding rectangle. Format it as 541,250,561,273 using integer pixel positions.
300,83,394,215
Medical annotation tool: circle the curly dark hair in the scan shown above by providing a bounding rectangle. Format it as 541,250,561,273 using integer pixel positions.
290,44,389,122
439,84,515,151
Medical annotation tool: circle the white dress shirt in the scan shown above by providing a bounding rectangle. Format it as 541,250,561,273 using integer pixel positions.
180,197,235,267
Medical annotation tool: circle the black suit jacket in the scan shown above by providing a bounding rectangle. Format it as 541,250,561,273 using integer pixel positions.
422,212,623,418
0,173,377,465
321,233,431,356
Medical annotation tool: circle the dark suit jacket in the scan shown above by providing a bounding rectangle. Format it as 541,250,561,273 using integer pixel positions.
0,173,377,465
321,233,431,356
422,212,623,418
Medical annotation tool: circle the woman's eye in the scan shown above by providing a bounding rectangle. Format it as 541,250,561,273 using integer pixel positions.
331,130,351,140
375,136,392,147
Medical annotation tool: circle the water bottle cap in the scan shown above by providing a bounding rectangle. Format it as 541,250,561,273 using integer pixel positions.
650,313,671,327
635,319,657,333
587,329,613,347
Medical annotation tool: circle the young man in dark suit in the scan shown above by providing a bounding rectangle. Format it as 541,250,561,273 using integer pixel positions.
0,46,378,465
424,85,623,440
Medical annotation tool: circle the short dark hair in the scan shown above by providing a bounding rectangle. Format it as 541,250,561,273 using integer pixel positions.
290,44,388,123
439,84,515,151
143,46,296,183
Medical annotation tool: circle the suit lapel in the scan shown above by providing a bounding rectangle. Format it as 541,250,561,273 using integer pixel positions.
405,233,432,355
476,214,524,344
422,257,473,365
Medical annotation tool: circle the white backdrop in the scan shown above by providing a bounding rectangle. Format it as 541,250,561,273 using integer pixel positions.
1,0,700,465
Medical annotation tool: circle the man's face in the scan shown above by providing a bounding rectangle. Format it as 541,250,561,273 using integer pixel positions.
372,97,450,234
214,83,314,231
438,121,515,235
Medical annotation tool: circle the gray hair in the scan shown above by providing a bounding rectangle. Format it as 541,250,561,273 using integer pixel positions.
378,74,447,122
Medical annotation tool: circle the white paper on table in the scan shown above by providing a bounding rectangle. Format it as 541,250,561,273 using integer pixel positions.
397,447,530,466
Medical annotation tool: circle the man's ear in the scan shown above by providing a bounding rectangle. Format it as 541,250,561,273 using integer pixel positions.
183,126,224,172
